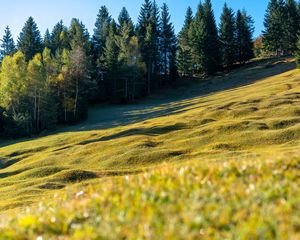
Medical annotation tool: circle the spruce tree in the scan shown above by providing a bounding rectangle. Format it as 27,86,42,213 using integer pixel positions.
103,20,120,101
284,0,299,52
202,0,221,74
219,3,236,69
44,29,51,49
118,7,134,33
93,6,111,58
0,26,16,60
50,21,69,54
263,0,286,55
68,19,91,54
236,10,254,64
160,3,177,83
190,2,206,75
178,7,193,76
296,35,300,67
137,0,160,94
17,17,43,61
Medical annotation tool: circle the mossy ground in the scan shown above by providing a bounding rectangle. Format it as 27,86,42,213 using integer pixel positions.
0,58,300,239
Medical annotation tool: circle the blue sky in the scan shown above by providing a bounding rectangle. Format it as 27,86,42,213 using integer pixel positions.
0,0,267,41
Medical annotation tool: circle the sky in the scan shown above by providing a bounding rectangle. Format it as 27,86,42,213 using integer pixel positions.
0,0,268,41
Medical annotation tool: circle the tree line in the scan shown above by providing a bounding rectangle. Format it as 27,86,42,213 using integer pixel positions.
0,0,255,138
255,0,300,56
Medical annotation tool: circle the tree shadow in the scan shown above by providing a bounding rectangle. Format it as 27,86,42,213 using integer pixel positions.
0,58,296,149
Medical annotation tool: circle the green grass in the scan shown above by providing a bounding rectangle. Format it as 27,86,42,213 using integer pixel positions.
1,156,299,239
0,58,300,239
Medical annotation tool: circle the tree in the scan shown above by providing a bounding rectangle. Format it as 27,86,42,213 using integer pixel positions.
27,53,46,131
189,2,206,75
0,26,16,60
160,3,177,83
178,7,193,76
68,19,91,54
50,21,69,54
219,3,236,69
263,0,286,55
295,35,300,67
236,10,254,64
0,52,30,134
118,7,134,35
18,17,43,61
284,0,299,52
68,46,91,120
44,29,51,49
202,0,221,74
103,20,120,102
93,6,111,59
137,0,161,94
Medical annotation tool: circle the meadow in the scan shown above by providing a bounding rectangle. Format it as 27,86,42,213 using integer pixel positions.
0,58,299,239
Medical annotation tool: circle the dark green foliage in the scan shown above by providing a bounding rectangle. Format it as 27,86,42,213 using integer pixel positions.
236,10,254,64
295,36,300,67
103,21,120,102
68,19,91,54
44,29,51,49
118,7,134,34
17,17,43,61
202,0,221,74
188,0,221,75
219,3,236,69
177,7,193,76
0,1,258,139
263,0,287,54
137,0,161,94
284,0,300,52
93,6,111,59
160,3,177,83
189,3,206,74
50,21,69,54
0,26,16,60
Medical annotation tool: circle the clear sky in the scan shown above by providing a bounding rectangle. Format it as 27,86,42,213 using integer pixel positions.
0,0,268,41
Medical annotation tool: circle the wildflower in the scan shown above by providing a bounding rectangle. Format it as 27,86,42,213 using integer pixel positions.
76,191,84,198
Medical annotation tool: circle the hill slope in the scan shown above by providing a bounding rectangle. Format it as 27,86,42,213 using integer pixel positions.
0,58,300,238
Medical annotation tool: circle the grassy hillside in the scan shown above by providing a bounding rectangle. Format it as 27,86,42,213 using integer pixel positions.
0,58,300,238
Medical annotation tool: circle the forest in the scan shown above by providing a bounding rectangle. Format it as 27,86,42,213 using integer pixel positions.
0,0,299,138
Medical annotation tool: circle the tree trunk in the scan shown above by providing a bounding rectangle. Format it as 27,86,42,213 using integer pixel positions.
74,78,79,120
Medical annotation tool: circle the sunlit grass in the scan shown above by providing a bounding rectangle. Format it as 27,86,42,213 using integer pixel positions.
0,58,300,238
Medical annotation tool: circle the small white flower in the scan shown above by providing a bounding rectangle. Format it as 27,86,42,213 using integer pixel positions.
76,191,84,197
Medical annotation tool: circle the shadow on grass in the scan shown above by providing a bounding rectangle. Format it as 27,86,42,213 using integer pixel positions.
0,58,296,149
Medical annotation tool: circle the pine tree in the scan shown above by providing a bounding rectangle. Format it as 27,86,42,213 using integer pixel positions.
50,21,69,54
118,7,134,34
160,3,177,83
44,29,51,49
284,0,299,52
103,20,120,101
202,0,221,74
295,35,300,68
219,3,236,69
18,17,43,61
178,7,193,76
0,26,16,60
236,10,254,64
189,2,206,75
137,0,161,93
150,0,161,77
93,6,111,58
68,19,91,54
263,0,286,55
